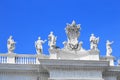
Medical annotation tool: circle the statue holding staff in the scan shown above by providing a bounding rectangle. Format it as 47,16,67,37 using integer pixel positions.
35,37,46,54
90,34,99,50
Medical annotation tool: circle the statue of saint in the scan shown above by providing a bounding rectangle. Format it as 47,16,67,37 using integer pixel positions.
90,34,99,50
106,40,113,56
48,32,57,49
118,60,120,65
7,36,16,53
35,37,46,54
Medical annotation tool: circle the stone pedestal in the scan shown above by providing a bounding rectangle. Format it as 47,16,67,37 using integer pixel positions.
7,53,16,64
88,49,100,60
105,56,115,66
36,54,49,64
49,49,58,59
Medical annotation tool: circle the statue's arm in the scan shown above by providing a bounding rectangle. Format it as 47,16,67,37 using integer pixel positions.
35,41,37,47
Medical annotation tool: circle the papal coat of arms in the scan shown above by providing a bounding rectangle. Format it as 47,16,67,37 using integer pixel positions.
63,20,82,50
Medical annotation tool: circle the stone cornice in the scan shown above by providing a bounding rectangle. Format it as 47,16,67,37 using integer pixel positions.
39,59,109,70
0,64,47,73
107,66,120,72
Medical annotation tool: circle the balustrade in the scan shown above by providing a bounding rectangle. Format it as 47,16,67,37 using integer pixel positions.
0,54,38,64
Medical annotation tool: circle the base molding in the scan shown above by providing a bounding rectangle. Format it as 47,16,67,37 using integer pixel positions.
49,78,104,80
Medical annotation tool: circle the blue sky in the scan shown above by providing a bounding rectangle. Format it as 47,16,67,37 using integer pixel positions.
0,0,120,59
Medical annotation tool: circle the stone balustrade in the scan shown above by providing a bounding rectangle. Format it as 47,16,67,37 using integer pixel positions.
0,53,43,64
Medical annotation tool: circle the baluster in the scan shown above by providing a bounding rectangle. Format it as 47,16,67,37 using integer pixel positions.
2,56,4,63
1,56,2,63
5,56,6,63
20,57,22,64
3,57,5,63
24,57,26,64
15,57,16,63
17,57,18,64
3,56,5,63
0,56,1,63
26,57,27,64
18,57,19,64
28,57,29,64
22,57,24,64
28,57,31,64
31,57,33,64
34,57,35,64
27,57,28,64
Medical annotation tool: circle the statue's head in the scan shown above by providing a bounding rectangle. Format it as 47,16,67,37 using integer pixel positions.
38,37,41,40
106,40,109,43
50,31,53,34
9,36,13,39
91,34,94,36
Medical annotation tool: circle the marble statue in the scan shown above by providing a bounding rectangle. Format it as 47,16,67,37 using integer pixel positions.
63,20,81,50
35,37,46,54
118,60,120,65
7,36,16,53
106,40,113,56
48,31,57,49
90,34,99,50
78,41,83,50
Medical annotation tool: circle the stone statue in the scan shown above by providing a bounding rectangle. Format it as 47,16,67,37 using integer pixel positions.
118,60,120,65
106,40,113,56
7,36,16,53
35,37,46,54
48,31,57,49
90,34,99,50
63,20,81,50
78,41,83,50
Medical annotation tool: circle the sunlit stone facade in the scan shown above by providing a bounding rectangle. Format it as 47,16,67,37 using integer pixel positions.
0,21,120,80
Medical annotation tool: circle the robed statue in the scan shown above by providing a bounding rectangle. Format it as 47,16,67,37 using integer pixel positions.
7,36,16,53
106,40,113,56
90,34,99,50
48,31,57,49
35,37,46,54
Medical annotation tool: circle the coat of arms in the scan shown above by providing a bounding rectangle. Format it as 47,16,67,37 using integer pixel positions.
63,20,82,50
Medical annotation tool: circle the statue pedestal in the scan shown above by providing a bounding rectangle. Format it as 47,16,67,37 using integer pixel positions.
7,53,16,64
36,54,49,64
88,49,100,60
49,48,100,61
105,56,115,66
49,49,58,59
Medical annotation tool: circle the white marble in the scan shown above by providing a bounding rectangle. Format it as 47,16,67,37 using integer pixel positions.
106,40,113,56
35,37,46,54
0,21,120,80
7,36,16,53
48,31,57,49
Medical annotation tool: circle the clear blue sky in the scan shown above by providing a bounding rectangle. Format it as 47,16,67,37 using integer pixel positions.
0,0,120,59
